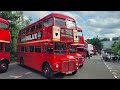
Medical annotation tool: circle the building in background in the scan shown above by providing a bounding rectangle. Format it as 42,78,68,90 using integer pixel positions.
101,41,115,49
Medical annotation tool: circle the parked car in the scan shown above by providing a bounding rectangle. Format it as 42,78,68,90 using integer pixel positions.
102,51,119,62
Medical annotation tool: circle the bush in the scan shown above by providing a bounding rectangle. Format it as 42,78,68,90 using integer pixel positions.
10,52,17,61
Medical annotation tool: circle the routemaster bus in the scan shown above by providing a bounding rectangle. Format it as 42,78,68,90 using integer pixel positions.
70,27,85,68
0,18,10,73
68,44,84,68
93,46,97,55
17,13,79,78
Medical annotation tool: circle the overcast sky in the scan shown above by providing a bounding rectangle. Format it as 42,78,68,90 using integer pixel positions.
23,11,120,40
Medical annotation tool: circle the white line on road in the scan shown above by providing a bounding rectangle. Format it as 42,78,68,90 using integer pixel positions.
108,66,114,68
9,72,32,79
108,67,113,69
112,72,117,75
115,75,120,78
103,61,118,79
114,75,117,79
109,70,118,71
25,72,32,75
9,75,23,79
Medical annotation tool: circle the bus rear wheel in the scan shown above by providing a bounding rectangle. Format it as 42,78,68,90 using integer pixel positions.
42,63,54,79
0,61,8,73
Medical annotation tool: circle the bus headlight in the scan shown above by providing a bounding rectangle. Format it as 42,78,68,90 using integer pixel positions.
76,62,78,66
56,64,59,68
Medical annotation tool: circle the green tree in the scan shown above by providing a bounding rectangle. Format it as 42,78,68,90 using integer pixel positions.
112,41,120,56
85,37,103,50
101,38,110,41
0,11,32,61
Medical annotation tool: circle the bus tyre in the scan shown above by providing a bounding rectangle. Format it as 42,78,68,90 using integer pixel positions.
79,64,83,68
71,70,77,75
20,58,24,66
0,61,8,73
42,63,54,79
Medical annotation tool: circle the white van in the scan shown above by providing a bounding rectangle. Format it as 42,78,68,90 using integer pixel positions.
88,44,94,56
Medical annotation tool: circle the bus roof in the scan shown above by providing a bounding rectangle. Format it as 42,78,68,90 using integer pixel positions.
77,27,82,32
0,18,9,25
21,13,76,31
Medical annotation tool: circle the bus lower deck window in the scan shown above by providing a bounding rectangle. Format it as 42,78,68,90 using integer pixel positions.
35,46,41,53
5,43,10,52
0,43,3,50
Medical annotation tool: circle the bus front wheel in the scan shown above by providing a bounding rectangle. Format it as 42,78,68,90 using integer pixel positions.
0,61,8,73
79,64,83,68
42,63,54,79
71,70,77,75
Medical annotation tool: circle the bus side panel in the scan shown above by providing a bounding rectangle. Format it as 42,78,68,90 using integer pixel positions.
0,30,10,41
0,43,10,62
43,26,52,40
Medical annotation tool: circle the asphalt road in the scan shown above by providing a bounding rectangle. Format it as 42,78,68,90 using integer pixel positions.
0,54,120,79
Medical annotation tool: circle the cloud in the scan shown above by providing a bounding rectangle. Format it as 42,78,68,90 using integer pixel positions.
23,11,51,20
79,11,120,39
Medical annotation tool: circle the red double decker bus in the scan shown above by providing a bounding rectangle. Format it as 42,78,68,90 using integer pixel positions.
0,18,10,73
70,27,85,68
17,13,79,78
93,46,97,55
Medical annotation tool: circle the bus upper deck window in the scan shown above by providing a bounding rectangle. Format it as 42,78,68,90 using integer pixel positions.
44,18,52,27
54,18,65,27
66,20,76,28
0,22,9,30
36,22,42,30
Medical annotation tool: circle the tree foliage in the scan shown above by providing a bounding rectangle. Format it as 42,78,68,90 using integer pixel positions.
0,11,32,60
85,37,103,50
112,41,120,55
101,38,110,41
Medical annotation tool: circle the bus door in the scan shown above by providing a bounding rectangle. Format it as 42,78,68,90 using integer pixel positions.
26,46,35,67
4,43,10,59
0,43,4,60
42,45,53,65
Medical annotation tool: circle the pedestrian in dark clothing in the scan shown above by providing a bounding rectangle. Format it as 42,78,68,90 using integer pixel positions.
87,51,90,59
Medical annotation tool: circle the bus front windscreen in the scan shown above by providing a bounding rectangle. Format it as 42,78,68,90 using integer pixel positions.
66,20,76,28
0,22,9,30
69,45,76,53
77,48,84,52
54,18,66,27
54,17,76,28
54,42,66,54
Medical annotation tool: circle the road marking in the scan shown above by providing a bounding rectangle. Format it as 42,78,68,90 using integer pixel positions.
9,72,32,79
109,70,118,71
112,72,117,75
25,72,32,75
108,67,112,69
114,75,117,79
108,66,114,67
103,61,118,79
9,75,23,79
115,75,120,78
